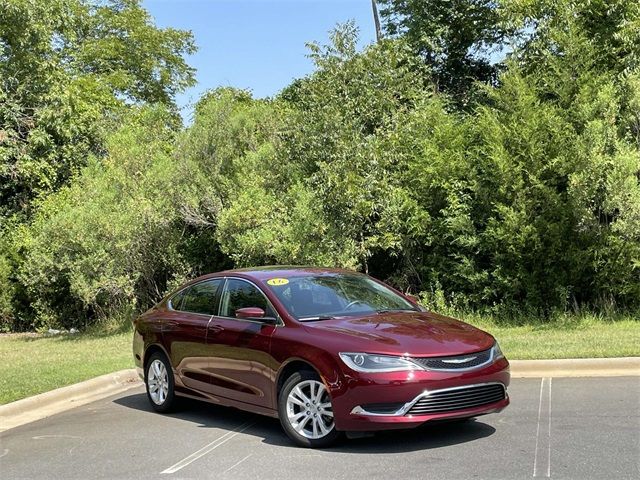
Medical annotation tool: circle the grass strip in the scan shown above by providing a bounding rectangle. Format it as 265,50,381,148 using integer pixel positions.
465,315,640,360
0,331,132,405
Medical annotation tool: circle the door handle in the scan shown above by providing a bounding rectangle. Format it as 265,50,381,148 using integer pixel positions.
208,324,225,336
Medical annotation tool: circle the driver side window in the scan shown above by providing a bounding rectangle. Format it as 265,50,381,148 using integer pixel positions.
220,279,275,319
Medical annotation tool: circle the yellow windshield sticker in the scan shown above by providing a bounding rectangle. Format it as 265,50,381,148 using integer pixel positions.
267,278,289,286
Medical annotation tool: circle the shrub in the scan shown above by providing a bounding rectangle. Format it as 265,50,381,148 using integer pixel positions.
16,106,189,329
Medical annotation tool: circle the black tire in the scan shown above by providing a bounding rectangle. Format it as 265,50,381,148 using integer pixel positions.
145,352,177,413
278,370,342,448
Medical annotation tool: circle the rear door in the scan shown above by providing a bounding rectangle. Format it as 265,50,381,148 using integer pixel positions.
162,278,222,395
206,278,280,408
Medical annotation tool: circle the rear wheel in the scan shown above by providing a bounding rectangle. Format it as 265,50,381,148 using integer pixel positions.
278,370,341,448
145,352,176,413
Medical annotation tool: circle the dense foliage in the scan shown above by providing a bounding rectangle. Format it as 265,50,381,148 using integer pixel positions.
377,0,508,100
1,0,638,330
0,0,195,217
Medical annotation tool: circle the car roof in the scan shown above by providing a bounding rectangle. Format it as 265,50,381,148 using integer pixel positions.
215,265,360,281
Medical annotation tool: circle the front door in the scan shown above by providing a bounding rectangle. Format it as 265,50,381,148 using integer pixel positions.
206,278,279,408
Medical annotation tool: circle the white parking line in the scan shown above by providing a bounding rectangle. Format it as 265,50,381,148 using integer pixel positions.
533,378,544,477
223,454,252,474
161,421,254,475
547,378,552,478
533,377,552,478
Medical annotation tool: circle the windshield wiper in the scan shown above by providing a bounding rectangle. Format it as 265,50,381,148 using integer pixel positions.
375,308,418,314
298,315,336,322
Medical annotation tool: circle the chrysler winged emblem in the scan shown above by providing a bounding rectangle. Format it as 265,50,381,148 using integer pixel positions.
442,356,477,364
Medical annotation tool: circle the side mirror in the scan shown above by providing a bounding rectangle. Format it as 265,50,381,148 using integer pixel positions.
235,307,265,319
235,307,278,324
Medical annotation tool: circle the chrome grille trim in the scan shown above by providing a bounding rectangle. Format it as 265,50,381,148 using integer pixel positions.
411,348,494,371
406,383,506,415
350,382,507,417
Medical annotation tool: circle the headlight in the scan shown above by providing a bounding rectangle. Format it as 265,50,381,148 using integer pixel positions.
491,340,504,360
339,353,423,372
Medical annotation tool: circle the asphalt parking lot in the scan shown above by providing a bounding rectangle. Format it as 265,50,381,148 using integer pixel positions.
1,377,638,479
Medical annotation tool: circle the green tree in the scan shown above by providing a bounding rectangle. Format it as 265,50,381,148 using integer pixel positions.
502,0,640,76
377,0,508,101
0,0,196,217
181,26,429,271
176,88,323,267
4,3,639,331
16,106,190,330
0,251,14,329
273,24,429,270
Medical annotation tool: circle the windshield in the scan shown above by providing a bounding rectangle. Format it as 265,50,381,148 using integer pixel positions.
263,274,418,321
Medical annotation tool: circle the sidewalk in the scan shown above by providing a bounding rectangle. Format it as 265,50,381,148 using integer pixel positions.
509,357,640,378
0,369,139,433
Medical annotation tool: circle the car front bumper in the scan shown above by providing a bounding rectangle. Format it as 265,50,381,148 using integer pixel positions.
330,357,511,431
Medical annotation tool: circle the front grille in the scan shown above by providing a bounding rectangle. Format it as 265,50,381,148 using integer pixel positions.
406,383,506,416
412,348,492,370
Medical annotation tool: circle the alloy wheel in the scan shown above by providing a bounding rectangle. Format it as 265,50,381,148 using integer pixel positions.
285,379,335,439
147,359,169,405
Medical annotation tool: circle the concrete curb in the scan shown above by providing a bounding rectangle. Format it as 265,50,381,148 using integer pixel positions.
0,369,141,433
509,357,640,378
0,358,638,434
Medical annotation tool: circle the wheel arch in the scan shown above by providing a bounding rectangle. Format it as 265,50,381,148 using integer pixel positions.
275,358,323,400
143,343,171,373
275,352,345,399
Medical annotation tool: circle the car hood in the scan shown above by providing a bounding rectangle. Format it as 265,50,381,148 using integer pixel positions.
303,311,494,357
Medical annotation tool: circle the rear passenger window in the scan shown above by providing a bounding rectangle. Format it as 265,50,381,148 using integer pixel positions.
179,279,222,315
169,290,185,310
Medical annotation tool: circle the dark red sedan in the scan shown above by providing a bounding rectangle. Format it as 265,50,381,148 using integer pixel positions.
133,266,510,447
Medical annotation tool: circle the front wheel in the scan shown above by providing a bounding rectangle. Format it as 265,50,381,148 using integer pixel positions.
278,370,341,448
145,352,176,413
